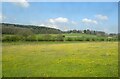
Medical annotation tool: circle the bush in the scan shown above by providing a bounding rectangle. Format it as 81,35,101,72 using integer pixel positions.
37,34,53,41
2,36,10,41
37,34,65,41
75,37,84,41
107,38,117,41
55,34,65,41
100,38,105,41
37,37,44,41
85,38,90,41
2,35,22,42
91,38,96,41
50,36,56,41
118,35,120,41
65,37,74,41
42,34,52,41
107,38,112,41
25,35,37,41
113,38,118,41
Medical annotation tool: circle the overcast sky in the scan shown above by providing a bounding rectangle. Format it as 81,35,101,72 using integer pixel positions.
1,1,118,33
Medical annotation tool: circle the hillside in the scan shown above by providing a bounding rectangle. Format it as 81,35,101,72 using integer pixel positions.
1,23,62,34
1,23,118,38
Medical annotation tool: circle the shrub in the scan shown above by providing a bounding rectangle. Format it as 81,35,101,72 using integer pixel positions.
107,38,112,41
85,38,90,41
2,36,10,41
65,37,73,41
55,34,65,41
37,37,44,41
42,34,52,41
2,35,21,42
25,35,37,41
113,38,118,41
100,38,105,41
50,36,56,41
91,38,96,41
75,37,84,41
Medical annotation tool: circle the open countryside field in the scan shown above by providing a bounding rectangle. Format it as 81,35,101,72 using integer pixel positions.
36,33,99,37
35,33,104,39
3,33,118,42
2,42,118,77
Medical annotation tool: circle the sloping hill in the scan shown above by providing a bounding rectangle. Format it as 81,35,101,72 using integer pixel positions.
1,23,62,34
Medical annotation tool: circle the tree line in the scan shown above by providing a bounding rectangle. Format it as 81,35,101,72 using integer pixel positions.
1,23,118,37
1,23,119,42
2,34,118,42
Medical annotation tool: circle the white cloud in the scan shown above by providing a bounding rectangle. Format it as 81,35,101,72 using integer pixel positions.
15,0,29,8
2,0,30,8
37,23,59,29
95,14,108,20
0,14,6,22
71,21,77,25
45,24,59,29
82,18,98,24
49,17,68,23
49,19,55,23
47,24,58,29
0,15,2,22
39,24,46,26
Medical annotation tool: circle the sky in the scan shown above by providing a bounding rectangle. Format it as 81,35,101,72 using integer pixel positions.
1,1,118,33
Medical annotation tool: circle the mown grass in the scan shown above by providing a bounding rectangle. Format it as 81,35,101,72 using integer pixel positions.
2,42,118,77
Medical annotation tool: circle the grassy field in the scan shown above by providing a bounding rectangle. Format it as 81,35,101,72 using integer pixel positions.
36,33,98,37
0,55,1,78
3,33,118,42
2,42,118,77
36,33,106,38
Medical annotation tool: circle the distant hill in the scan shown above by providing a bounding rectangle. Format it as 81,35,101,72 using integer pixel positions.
1,23,118,38
1,23,62,34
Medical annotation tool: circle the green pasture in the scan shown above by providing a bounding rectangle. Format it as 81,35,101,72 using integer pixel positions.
36,33,104,38
2,42,118,77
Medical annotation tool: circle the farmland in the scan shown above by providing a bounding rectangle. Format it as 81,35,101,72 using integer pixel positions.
1,23,119,77
2,42,118,77
1,23,118,42
1,2,119,78
2,33,118,42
